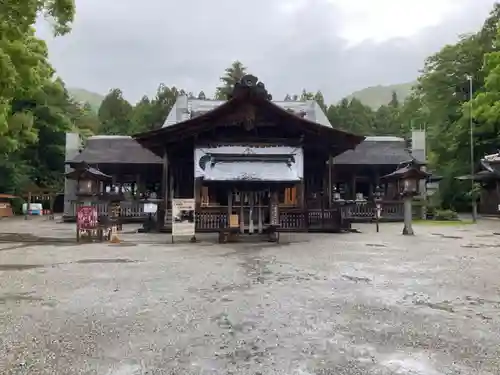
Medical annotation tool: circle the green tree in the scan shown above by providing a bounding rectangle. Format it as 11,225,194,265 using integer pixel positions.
73,102,100,138
132,96,154,133
313,91,326,111
0,0,75,147
21,80,74,190
402,3,500,209
98,89,134,135
470,24,500,141
389,91,399,108
214,61,247,100
300,89,315,101
0,79,79,193
327,98,375,135
132,84,182,132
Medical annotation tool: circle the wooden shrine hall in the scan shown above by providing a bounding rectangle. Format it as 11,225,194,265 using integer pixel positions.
133,75,365,234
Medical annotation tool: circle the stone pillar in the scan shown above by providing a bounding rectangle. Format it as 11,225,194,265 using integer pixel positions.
402,196,414,235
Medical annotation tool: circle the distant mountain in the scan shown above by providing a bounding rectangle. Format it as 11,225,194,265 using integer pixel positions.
67,88,104,112
345,82,416,109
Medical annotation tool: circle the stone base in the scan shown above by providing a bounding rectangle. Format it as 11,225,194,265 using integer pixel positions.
402,225,414,236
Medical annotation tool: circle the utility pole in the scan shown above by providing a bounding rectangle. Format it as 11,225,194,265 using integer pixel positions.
467,75,477,223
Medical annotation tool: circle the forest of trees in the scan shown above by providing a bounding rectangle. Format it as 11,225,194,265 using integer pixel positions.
3,1,500,209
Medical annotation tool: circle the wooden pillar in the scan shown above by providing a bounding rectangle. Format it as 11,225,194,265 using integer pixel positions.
49,193,55,220
258,192,263,233
494,180,500,213
169,163,174,206
25,191,32,220
110,175,116,193
194,179,201,208
328,155,333,208
249,192,255,233
239,192,245,234
227,189,233,221
161,150,169,229
297,179,306,230
351,173,356,200
135,173,141,198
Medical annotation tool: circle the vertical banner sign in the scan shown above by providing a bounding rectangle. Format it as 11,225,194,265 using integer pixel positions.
270,202,279,225
172,198,195,236
77,206,98,229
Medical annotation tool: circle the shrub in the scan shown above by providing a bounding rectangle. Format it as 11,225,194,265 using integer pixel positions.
434,209,459,221
10,197,24,215
426,206,437,219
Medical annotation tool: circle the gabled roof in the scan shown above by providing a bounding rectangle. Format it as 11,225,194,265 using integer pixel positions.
333,136,415,165
163,97,333,128
67,135,162,165
135,75,364,156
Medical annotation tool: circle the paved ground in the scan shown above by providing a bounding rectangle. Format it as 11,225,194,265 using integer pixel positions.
1,218,500,374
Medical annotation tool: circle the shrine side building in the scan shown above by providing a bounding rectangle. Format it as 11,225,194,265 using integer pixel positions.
64,76,428,229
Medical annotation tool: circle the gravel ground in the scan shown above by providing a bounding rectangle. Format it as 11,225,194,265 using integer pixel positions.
0,218,500,374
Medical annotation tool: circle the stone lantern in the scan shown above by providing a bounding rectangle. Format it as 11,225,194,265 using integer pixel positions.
373,185,384,232
381,159,429,235
66,162,111,205
65,161,112,241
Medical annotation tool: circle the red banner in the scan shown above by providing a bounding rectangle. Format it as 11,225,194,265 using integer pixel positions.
77,206,98,229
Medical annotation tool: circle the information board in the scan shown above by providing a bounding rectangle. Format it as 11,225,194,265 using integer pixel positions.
172,198,195,236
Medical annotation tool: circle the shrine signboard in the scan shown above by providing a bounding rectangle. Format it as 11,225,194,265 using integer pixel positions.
77,206,98,229
172,198,195,237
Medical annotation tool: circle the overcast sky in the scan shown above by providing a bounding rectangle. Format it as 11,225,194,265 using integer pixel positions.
37,0,497,104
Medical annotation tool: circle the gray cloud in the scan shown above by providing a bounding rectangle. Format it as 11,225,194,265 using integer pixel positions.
37,0,496,104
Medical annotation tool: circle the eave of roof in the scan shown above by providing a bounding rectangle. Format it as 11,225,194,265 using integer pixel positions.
134,95,364,156
333,138,415,165
381,163,430,181
66,135,162,165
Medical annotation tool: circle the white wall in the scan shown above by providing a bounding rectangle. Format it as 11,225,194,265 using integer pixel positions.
411,129,426,162
63,132,81,216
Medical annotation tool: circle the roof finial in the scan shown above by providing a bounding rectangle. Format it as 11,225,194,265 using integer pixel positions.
228,75,272,101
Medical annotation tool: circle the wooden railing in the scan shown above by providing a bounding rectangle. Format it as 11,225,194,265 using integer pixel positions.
65,200,155,221
195,207,228,231
194,207,343,232
339,200,412,222
64,199,413,228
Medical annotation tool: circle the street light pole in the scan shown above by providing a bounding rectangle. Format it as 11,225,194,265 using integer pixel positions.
468,75,477,223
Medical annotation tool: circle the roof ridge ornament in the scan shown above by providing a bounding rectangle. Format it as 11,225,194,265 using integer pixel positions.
228,74,272,101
